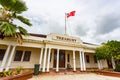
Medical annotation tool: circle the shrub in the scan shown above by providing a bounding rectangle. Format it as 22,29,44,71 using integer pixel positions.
114,64,120,72
15,66,23,74
67,64,71,69
1,71,12,77
25,69,32,73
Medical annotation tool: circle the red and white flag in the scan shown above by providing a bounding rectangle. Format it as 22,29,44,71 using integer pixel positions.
66,11,76,18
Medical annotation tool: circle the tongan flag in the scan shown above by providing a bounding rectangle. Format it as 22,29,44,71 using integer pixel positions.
67,11,76,18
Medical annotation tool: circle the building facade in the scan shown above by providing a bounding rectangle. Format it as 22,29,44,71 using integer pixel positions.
0,33,108,72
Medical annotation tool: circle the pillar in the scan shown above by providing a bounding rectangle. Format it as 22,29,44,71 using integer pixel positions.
73,50,76,71
46,48,51,72
100,60,103,69
42,47,47,72
56,49,59,72
39,48,43,71
98,60,103,70
82,51,86,71
5,45,16,71
65,52,67,68
79,51,83,71
111,56,115,69
0,45,11,72
97,60,101,69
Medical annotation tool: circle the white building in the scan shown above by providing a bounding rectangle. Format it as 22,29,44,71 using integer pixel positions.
0,33,108,72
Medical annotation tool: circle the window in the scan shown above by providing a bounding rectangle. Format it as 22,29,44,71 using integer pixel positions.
54,50,57,61
67,54,70,62
23,51,31,61
0,49,6,61
14,50,23,61
86,55,90,63
50,53,52,62
14,50,31,62
94,55,97,63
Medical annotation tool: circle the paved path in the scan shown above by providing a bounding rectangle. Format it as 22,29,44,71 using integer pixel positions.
28,73,120,80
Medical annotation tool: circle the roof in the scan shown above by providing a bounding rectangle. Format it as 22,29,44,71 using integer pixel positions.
29,33,47,38
83,42,99,46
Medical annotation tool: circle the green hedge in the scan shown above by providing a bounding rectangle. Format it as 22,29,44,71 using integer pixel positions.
114,64,120,72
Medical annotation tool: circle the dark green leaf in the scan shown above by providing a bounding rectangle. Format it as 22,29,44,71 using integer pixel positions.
16,16,32,26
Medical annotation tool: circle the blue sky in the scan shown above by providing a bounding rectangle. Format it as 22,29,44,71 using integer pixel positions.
22,0,120,44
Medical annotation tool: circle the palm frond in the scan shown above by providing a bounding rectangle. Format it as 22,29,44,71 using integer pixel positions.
14,33,23,44
11,0,27,13
0,0,16,10
0,22,17,36
17,26,28,35
16,16,32,26
0,0,32,43
0,0,27,13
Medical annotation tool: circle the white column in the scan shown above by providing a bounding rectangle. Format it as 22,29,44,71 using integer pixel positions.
111,56,115,69
39,48,43,71
100,60,103,69
46,48,51,72
98,60,103,70
97,60,101,69
0,45,11,72
79,51,83,71
73,50,76,71
82,51,86,71
5,45,16,71
65,53,67,68
42,48,47,72
56,49,59,72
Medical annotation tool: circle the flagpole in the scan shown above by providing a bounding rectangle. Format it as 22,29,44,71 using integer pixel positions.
65,13,67,34
64,11,75,35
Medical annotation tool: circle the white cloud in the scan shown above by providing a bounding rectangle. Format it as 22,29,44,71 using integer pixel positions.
20,0,120,44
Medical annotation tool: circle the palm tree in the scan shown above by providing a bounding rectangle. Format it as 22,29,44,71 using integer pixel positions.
0,0,32,44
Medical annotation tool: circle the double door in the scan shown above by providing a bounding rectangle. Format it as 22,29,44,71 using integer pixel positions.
53,50,65,68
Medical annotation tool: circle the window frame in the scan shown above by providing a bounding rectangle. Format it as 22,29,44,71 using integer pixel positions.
14,50,23,61
94,55,97,63
86,55,90,63
0,49,6,61
13,50,31,62
23,51,31,61
67,54,70,62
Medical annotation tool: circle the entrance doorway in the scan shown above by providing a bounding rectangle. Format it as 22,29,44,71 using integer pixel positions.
53,50,65,68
